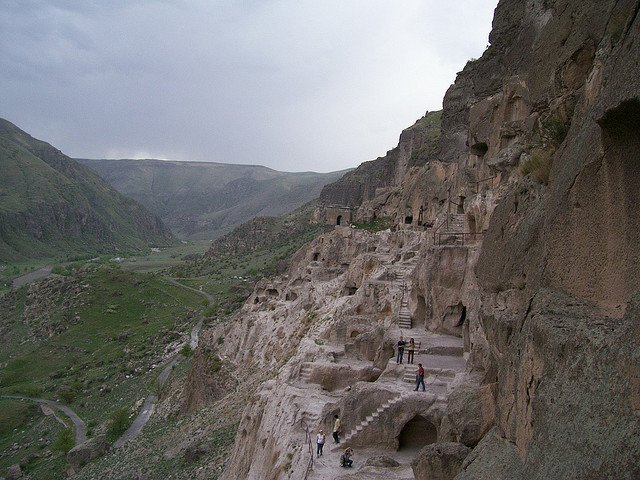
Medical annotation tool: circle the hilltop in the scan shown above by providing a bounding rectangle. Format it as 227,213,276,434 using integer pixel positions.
0,119,172,263
78,158,348,239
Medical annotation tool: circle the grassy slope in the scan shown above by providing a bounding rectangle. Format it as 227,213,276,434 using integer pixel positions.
0,264,207,479
0,118,172,263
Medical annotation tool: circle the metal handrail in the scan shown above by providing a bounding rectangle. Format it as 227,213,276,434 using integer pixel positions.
435,231,484,246
299,418,314,480
432,217,449,244
475,175,497,193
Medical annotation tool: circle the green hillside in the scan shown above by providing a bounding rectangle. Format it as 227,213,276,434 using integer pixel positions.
78,158,348,239
0,119,172,262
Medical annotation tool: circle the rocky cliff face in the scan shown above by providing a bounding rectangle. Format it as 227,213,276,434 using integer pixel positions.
187,0,640,478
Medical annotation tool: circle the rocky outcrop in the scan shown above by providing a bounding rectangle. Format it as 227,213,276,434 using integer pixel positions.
67,435,109,475
411,442,471,480
320,112,441,210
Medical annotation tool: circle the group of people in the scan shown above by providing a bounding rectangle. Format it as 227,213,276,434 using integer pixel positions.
313,337,429,468
315,415,354,468
396,335,417,364
397,335,426,392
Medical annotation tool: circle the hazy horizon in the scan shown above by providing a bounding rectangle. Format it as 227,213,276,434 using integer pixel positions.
1,1,497,173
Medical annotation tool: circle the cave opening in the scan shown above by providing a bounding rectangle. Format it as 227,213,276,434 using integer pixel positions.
336,215,342,226
470,142,488,157
405,215,413,225
457,305,467,327
397,415,437,450
457,196,465,214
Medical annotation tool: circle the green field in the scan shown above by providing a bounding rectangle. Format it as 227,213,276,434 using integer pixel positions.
0,265,206,416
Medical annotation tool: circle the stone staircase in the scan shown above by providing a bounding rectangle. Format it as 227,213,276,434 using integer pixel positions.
337,392,409,447
299,362,312,382
435,213,466,245
399,350,466,399
392,266,415,330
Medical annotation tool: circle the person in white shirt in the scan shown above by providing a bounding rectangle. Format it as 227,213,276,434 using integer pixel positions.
316,430,326,456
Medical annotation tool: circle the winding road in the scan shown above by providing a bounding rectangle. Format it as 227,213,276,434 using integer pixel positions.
1,395,87,445
113,279,211,448
2,276,211,451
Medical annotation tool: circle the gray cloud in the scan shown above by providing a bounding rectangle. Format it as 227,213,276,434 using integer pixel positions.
0,0,496,172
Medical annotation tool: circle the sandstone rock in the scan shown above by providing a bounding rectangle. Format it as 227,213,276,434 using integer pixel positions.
442,383,496,447
66,434,108,475
411,442,471,480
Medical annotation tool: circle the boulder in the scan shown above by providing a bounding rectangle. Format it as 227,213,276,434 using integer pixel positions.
442,383,496,447
411,442,471,480
5,464,22,480
67,434,108,474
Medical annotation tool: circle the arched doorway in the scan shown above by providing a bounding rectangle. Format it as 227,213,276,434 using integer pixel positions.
336,215,342,226
397,415,437,450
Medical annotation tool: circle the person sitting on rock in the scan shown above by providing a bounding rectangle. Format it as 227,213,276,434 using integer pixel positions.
340,447,354,467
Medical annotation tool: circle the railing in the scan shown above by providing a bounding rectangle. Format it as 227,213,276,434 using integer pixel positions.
475,175,497,193
432,217,449,244
299,418,314,480
434,231,484,246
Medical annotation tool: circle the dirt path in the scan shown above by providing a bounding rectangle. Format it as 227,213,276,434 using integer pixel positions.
1,394,87,445
165,277,215,305
113,316,204,449
12,266,53,288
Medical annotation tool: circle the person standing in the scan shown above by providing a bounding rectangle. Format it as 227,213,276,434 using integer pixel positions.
316,430,326,457
333,414,341,444
396,336,406,364
407,338,415,364
415,363,426,391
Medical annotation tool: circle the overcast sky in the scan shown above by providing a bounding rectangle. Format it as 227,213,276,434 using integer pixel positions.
0,1,497,172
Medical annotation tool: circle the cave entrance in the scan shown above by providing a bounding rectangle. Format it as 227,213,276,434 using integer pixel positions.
470,142,488,157
397,415,437,450
336,215,342,226
467,215,477,235
404,215,413,225
442,303,466,336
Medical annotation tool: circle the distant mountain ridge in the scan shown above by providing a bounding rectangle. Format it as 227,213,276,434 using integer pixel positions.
0,118,172,262
78,158,349,239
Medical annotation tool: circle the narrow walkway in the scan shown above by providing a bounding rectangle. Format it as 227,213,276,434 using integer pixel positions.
12,266,53,288
113,316,203,448
0,395,87,445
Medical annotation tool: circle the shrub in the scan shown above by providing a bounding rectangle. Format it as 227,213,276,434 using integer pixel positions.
52,428,74,453
107,407,131,443
543,116,570,146
57,386,77,404
520,149,553,184
179,344,194,357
